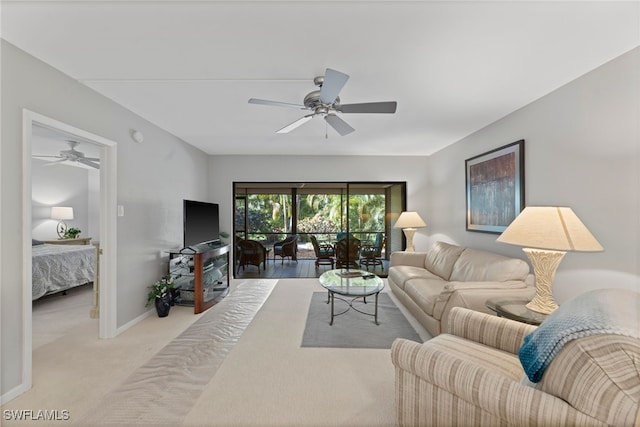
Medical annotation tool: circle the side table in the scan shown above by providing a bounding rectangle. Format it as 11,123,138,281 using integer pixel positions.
485,298,548,326
44,237,92,245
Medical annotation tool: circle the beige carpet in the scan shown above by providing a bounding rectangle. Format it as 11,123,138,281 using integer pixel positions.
3,278,429,426
31,283,95,349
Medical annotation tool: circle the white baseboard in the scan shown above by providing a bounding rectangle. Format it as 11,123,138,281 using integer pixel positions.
115,309,154,336
0,382,30,405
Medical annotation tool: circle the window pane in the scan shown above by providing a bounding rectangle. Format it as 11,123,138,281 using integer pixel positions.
297,193,342,241
246,194,292,236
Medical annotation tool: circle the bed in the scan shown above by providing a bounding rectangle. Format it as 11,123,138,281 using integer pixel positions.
32,242,96,300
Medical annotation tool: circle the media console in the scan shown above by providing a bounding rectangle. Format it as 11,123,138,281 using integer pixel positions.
167,243,230,314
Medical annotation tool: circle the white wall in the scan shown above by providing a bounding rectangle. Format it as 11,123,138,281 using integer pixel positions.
31,158,96,241
1,40,210,398
427,47,640,304
208,155,431,253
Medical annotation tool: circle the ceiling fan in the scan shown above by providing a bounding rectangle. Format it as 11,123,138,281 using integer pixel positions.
248,68,397,136
33,140,100,169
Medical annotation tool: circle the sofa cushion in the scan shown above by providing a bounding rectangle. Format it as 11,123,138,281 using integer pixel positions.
449,247,530,282
404,277,447,316
388,265,442,291
424,241,466,280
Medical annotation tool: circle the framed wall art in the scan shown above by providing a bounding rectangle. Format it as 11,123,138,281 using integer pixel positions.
465,140,525,234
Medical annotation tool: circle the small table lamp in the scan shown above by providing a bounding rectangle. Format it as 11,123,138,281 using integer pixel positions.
51,206,74,238
394,211,426,252
497,206,603,314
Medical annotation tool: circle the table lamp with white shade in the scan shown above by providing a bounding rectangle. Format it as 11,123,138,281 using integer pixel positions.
51,206,74,238
394,211,426,252
497,206,603,314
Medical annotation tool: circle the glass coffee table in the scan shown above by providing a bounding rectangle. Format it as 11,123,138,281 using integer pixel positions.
318,269,385,325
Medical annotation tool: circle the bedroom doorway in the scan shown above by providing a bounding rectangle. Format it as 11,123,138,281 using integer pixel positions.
22,110,118,392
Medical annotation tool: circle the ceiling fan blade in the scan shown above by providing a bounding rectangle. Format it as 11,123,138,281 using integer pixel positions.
33,155,63,159
319,68,349,105
325,114,355,136
276,114,314,134
43,158,68,166
249,98,306,109
83,156,100,161
78,158,100,169
338,101,398,114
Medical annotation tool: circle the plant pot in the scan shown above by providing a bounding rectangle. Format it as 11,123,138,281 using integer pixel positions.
154,295,171,317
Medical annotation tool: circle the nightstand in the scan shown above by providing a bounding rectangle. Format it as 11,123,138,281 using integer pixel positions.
486,298,548,326
44,237,92,245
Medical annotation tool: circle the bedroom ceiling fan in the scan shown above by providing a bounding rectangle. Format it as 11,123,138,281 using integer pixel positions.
248,68,397,136
33,140,100,169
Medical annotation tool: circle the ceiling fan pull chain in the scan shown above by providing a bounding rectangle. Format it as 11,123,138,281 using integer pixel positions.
325,120,328,139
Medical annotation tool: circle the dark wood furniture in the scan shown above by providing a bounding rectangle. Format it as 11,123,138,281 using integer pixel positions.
335,237,361,269
360,233,386,271
273,234,298,264
310,235,335,269
168,243,230,314
236,239,268,273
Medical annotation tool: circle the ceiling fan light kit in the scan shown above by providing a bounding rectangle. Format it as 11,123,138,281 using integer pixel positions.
249,68,397,136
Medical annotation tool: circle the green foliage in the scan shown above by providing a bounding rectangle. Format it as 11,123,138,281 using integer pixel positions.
64,227,82,239
239,191,386,238
146,275,174,307
246,194,293,233
297,215,339,234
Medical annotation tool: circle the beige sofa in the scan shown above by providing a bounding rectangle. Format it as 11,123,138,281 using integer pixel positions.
391,291,640,426
388,241,534,336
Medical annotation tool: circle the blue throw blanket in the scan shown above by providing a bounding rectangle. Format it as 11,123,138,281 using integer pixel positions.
519,288,640,382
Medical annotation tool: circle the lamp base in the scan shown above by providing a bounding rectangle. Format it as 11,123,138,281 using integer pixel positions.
523,248,565,314
403,228,417,252
56,220,68,239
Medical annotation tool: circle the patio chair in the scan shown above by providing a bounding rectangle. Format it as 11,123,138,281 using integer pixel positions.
310,235,335,269
360,233,386,271
335,237,361,269
336,232,354,241
273,234,298,264
236,239,267,273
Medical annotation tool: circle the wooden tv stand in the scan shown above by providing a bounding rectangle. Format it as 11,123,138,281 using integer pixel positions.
167,243,230,314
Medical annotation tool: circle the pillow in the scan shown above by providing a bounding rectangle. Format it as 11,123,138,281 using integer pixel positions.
424,241,465,280
32,239,45,246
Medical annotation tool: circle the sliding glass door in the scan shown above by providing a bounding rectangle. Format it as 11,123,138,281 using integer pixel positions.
233,181,406,265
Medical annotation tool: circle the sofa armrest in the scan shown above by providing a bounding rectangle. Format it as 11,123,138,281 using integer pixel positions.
390,251,428,268
391,338,601,427
447,307,537,354
432,281,535,325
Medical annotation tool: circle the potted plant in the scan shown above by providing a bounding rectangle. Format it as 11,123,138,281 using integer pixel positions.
64,227,82,239
146,275,174,317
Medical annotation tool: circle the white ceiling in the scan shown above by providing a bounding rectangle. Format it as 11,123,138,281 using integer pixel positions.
3,1,639,156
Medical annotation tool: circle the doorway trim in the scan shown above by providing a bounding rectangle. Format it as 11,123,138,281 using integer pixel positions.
21,109,118,392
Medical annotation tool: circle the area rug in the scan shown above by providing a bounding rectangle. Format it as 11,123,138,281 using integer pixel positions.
301,291,421,348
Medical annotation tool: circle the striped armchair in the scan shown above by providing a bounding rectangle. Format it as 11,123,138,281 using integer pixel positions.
391,306,640,427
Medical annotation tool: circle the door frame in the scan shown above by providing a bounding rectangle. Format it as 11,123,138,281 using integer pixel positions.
21,109,118,391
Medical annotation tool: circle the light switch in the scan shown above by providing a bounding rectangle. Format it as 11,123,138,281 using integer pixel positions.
117,205,124,217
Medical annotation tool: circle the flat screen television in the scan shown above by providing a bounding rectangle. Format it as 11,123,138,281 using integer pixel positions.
183,199,220,248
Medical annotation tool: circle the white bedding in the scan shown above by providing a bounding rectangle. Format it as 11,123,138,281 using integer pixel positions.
32,243,96,300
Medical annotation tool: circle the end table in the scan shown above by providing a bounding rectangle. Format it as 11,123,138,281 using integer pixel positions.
486,298,548,326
